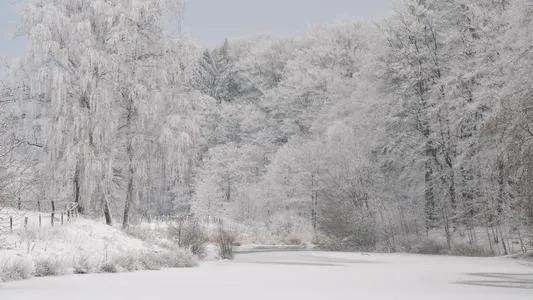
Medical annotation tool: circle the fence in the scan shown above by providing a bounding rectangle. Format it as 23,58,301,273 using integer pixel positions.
0,201,80,233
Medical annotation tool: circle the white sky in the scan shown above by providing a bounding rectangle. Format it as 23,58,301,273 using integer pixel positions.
182,0,393,45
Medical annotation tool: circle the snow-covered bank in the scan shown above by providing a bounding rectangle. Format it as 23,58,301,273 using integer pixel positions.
0,251,531,300
0,210,196,282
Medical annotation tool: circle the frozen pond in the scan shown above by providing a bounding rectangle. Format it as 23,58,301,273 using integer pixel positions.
0,251,532,300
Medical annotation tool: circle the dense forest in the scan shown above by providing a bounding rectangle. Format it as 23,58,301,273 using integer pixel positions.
1,0,532,255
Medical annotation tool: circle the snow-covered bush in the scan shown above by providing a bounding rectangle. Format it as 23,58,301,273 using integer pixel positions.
268,211,313,245
99,248,197,273
104,251,154,272
112,252,144,272
138,251,165,270
450,242,493,257
33,255,69,277
100,262,118,273
317,211,377,251
137,249,197,270
72,252,101,274
411,239,446,255
168,219,209,257
0,255,33,282
285,235,303,246
215,227,238,259
160,248,198,268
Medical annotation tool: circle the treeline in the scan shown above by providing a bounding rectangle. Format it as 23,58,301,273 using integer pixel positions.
190,0,533,253
0,0,532,254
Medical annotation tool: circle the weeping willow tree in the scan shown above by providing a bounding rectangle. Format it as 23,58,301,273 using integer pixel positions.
13,0,201,226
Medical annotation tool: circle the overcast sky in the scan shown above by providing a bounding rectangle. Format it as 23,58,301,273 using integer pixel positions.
182,0,393,45
0,0,393,61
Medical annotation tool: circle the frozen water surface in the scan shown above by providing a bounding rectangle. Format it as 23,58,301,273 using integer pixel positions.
0,251,531,300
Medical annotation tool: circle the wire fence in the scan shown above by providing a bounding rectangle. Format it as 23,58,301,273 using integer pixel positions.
5,198,75,213
0,201,80,234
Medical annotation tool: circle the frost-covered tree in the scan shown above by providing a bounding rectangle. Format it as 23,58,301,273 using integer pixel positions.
13,0,199,227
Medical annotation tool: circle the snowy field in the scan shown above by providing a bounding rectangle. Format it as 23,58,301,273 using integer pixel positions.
0,251,531,300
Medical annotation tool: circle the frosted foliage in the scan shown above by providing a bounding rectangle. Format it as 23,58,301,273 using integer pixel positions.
1,0,532,255
9,0,198,223
189,0,533,253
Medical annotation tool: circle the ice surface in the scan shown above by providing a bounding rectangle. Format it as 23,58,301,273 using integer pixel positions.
0,251,531,300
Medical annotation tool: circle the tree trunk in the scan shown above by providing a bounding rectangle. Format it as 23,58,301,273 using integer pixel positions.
74,159,83,214
122,99,135,229
102,194,113,226
123,160,134,229
497,224,508,255
424,157,436,233
442,206,452,249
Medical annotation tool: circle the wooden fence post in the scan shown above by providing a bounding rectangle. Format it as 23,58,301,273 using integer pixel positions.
9,216,13,232
39,214,42,227
24,217,28,230
61,213,64,225
37,200,41,212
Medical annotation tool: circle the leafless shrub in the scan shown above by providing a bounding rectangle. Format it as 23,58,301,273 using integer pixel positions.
100,262,118,273
215,226,238,259
33,255,69,277
0,256,33,282
72,253,100,274
168,218,209,257
159,248,198,268
112,252,143,272
411,239,446,255
100,248,197,273
285,235,303,246
450,242,494,257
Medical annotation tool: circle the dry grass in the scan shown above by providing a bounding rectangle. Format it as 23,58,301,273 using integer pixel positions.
0,255,33,282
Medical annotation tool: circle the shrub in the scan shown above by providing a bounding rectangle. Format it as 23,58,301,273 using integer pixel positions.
72,253,101,274
215,227,237,259
112,252,143,272
0,256,33,282
168,219,209,258
97,248,198,272
268,212,313,245
411,238,446,255
450,242,494,257
100,250,153,273
162,248,198,268
138,251,165,270
100,262,118,273
285,235,303,246
317,207,377,251
33,255,69,277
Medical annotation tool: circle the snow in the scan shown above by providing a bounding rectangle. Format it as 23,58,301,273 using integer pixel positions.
0,212,179,279
0,251,531,300
1,214,151,258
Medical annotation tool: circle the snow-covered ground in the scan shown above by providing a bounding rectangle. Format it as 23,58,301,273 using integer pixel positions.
0,251,531,300
0,212,196,281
